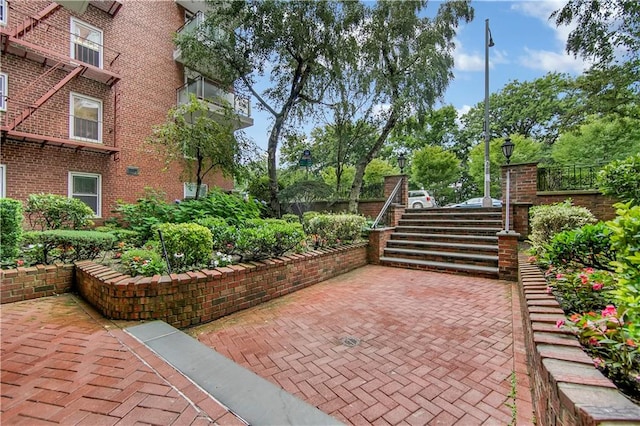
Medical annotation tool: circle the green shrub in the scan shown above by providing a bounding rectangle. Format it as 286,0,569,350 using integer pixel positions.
155,223,212,272
607,202,640,340
195,217,237,254
302,211,321,234
25,194,94,230
0,198,23,264
95,227,141,247
597,153,640,206
22,230,116,264
236,219,306,260
173,189,261,226
528,200,596,254
112,188,175,243
281,213,300,224
305,213,366,248
542,222,616,271
120,249,166,277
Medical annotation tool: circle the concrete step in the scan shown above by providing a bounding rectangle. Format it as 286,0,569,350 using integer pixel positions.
394,225,502,236
398,219,503,227
392,232,498,244
386,239,498,253
383,247,498,267
379,256,499,278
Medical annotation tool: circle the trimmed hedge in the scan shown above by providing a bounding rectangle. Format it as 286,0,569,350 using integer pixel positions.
22,230,116,264
0,198,23,264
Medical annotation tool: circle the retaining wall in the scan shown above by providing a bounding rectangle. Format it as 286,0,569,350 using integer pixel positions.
0,264,74,304
74,243,368,328
518,254,640,425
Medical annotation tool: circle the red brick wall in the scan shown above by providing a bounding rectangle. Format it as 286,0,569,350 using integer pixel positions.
75,243,368,328
0,264,74,304
1,1,233,219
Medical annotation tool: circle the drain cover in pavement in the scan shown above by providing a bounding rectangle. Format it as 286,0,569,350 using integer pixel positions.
340,336,360,347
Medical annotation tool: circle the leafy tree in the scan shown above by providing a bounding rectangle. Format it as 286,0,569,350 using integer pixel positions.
459,73,579,147
551,1,639,121
364,159,396,186
175,0,365,216
468,135,543,196
388,105,461,154
148,96,255,199
551,0,639,66
411,146,461,205
551,116,640,166
345,0,473,212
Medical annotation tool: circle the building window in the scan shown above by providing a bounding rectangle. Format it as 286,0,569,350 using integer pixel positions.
0,0,6,26
69,172,101,216
0,164,6,198
70,93,102,142
0,72,6,111
184,182,208,199
70,18,103,68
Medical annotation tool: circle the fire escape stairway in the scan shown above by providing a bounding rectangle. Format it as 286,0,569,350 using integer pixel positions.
380,207,502,278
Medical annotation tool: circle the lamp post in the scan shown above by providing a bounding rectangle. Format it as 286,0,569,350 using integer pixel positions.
398,153,406,174
501,137,514,232
482,18,495,208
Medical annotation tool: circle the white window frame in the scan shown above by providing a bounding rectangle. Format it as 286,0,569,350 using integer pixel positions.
0,0,7,27
70,17,103,68
68,172,102,217
69,92,102,143
0,164,6,198
184,182,208,199
0,72,6,112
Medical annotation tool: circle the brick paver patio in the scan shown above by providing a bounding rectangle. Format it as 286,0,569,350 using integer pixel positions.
189,265,534,425
1,265,533,425
0,295,243,425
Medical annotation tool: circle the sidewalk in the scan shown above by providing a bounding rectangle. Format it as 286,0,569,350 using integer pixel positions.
1,265,533,425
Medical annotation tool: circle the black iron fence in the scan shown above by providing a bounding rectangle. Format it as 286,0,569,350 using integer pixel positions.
537,164,602,192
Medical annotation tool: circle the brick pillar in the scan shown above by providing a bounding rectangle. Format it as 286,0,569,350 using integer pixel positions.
501,162,538,239
384,174,408,206
368,228,395,264
498,231,520,281
387,204,405,227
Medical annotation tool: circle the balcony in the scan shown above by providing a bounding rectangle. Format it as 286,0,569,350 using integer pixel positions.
177,77,253,130
173,11,229,78
174,0,208,14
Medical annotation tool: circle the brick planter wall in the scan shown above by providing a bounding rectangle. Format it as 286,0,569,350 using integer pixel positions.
75,243,368,328
518,254,640,425
0,264,74,304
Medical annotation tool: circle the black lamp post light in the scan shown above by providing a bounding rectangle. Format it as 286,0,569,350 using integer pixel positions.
398,153,406,174
501,137,515,231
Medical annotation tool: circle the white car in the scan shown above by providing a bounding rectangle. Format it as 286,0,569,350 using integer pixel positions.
408,190,435,208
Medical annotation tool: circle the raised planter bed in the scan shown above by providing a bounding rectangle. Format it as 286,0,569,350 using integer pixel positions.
518,253,640,425
74,243,368,328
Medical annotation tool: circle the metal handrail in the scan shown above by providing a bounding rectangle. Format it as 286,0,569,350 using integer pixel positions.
372,179,403,229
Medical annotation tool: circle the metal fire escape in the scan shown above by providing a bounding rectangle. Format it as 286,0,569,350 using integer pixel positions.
0,2,122,155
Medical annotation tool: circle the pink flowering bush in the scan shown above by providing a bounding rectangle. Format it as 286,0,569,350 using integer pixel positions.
546,265,615,314
563,306,640,399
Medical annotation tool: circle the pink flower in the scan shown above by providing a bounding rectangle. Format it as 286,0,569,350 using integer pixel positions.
579,274,589,284
593,357,604,368
555,319,565,328
16,259,25,267
528,256,537,263
585,267,594,274
592,282,604,291
602,305,617,317
546,286,553,294
555,273,564,279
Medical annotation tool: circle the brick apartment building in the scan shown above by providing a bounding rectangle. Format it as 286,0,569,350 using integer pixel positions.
0,0,252,220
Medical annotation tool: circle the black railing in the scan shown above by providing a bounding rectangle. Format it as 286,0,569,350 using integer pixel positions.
537,165,602,192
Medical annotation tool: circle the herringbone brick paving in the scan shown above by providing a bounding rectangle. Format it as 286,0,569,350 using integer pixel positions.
0,295,244,425
190,265,534,425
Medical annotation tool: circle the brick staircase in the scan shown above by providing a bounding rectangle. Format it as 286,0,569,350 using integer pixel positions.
380,207,503,278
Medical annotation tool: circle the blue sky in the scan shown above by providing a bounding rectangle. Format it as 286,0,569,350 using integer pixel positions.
243,1,588,153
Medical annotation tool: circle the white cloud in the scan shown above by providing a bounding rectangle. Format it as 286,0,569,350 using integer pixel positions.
456,104,472,118
453,37,509,72
518,47,591,73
